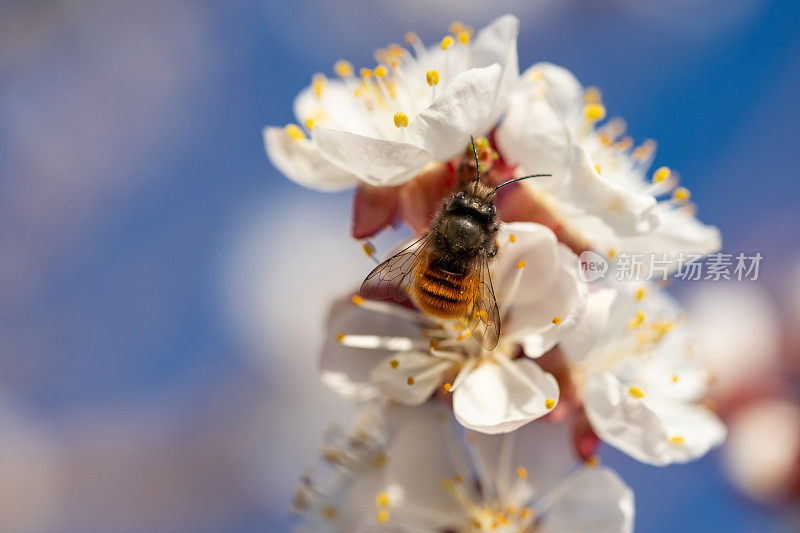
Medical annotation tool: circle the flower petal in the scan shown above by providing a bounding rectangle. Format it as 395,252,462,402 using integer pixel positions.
263,126,358,191
352,184,401,239
538,466,634,533
371,353,450,405
313,127,432,187
406,64,504,161
453,357,559,434
526,62,583,125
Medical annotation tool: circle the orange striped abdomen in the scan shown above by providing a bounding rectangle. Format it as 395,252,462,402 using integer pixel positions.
412,264,478,319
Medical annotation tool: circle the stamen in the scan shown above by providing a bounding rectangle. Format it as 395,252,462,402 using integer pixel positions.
595,164,602,174
285,123,305,140
426,70,440,86
551,316,561,325
351,295,365,306
312,73,327,98
390,359,399,368
584,103,606,123
374,65,388,79
442,382,452,392
377,509,390,523
457,31,470,44
628,310,645,328
584,87,602,104
636,287,646,301
672,186,691,203
406,376,415,385
517,260,526,269
672,374,680,383
509,234,517,243
586,456,599,467
440,35,454,50
376,492,390,506
653,166,671,183
545,398,556,409
338,334,416,351
393,112,409,128
360,67,373,80
334,60,353,78
669,435,685,445
304,118,315,130
628,386,645,398
517,467,528,479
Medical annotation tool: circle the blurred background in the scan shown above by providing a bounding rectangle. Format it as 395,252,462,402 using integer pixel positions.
1,0,799,531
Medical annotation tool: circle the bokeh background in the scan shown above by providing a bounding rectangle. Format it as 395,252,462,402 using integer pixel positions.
2,0,799,531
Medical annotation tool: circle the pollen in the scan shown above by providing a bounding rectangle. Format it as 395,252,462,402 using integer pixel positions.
407,376,415,386
636,287,646,301
426,70,440,86
390,359,399,369
672,187,691,203
517,260,526,269
516,467,528,479
552,316,561,325
374,65,388,78
669,435,685,445
377,509,390,523
360,67,373,79
393,112,409,128
458,31,470,44
628,310,645,328
628,386,645,398
376,492,390,506
442,382,452,393
440,35,454,50
351,295,365,306
509,234,517,243
284,123,305,140
304,118,315,130
334,60,353,78
653,166,671,183
311,73,327,98
545,398,556,409
584,103,606,122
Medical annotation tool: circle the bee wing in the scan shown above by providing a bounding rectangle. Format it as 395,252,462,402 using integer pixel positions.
360,233,432,302
466,252,501,350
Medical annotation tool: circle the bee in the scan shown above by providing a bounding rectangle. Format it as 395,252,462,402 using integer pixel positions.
360,137,550,350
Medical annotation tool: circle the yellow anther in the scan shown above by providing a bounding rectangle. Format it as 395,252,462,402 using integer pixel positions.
529,69,543,81
393,112,409,128
653,166,671,183
404,31,419,44
615,136,633,151
672,187,691,203
516,467,528,479
441,478,454,490
312,73,327,98
636,287,646,301
321,506,338,520
454,474,462,483
442,383,452,393
449,21,466,34
407,376,415,386
633,139,656,160
597,132,613,146
334,60,353,78
545,398,556,409
374,65,388,78
362,242,375,257
509,234,517,243
628,310,646,328
390,359,399,369
586,456,599,467
462,330,471,337
628,386,645,398
584,87,602,104
376,492,390,506
607,248,617,259
304,118,315,130
458,31,470,44
519,508,533,520
360,67,373,79
335,333,345,342
430,340,440,350
426,70,440,86
377,509,390,523
594,164,602,174
552,316,561,325
441,35,454,50
456,335,464,341
670,435,685,445
584,103,606,122
351,295,365,306
517,260,526,269
284,123,305,140
672,375,680,383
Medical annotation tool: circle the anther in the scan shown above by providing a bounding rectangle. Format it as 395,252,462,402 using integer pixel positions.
585,456,599,467
552,316,561,325
305,118,315,130
653,166,671,183
517,260,526,269
390,359,399,369
362,242,375,257
672,187,691,203
426,70,440,86
374,65,388,78
407,376,415,386
458,31,470,44
441,35,454,50
509,234,517,243
285,124,305,140
584,87,601,104
584,103,606,122
404,31,419,44
669,435,685,445
545,398,556,409
377,509,390,523
360,67,373,79
351,295,365,306
334,60,353,78
335,333,345,342
595,164,602,174
628,310,645,328
517,467,528,479
628,386,645,398
442,383,452,393
312,73,327,98
393,112,409,128
376,492,390,506
636,287,646,301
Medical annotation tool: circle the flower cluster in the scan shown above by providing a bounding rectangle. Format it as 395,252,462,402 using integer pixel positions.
265,15,725,532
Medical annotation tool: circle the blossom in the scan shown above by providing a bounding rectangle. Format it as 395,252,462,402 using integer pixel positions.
293,402,634,532
264,16,519,192
561,284,727,465
320,222,586,433
495,62,721,267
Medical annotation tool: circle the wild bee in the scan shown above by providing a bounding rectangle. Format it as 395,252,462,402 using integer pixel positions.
361,137,549,350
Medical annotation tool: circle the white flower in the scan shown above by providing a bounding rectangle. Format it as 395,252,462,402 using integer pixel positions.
320,222,586,433
294,402,634,533
264,16,519,190
562,284,726,465
495,62,720,268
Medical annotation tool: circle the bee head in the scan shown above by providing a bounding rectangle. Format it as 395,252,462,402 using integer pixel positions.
452,191,496,222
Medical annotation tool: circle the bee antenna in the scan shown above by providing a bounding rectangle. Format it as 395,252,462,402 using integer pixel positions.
470,135,480,189
491,173,552,194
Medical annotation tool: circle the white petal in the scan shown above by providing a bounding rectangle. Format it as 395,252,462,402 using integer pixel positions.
469,14,520,117
406,64,504,161
538,467,634,533
525,62,583,123
319,297,421,401
370,353,450,406
263,127,358,191
560,285,617,363
313,127,432,186
453,357,559,434
583,373,725,465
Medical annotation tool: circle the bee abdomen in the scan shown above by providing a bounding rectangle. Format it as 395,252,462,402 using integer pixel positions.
413,268,477,318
